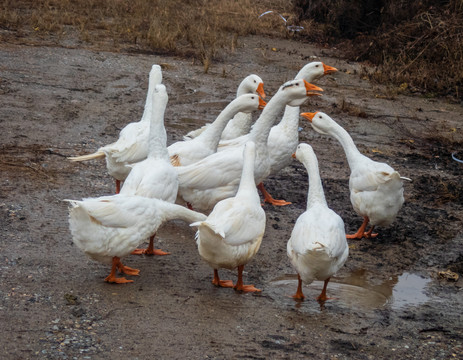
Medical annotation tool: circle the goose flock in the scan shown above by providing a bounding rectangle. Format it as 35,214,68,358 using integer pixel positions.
67,61,408,304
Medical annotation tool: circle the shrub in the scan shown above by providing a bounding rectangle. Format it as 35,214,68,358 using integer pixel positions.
293,0,463,100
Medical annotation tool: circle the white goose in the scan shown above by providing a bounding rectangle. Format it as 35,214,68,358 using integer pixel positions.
176,79,322,213
66,195,206,284
259,62,337,206
191,141,266,292
183,74,266,140
301,112,407,239
217,62,336,205
287,143,348,302
68,64,163,193
168,94,266,166
119,84,177,256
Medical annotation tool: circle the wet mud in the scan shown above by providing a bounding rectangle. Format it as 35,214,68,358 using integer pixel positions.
1,36,463,358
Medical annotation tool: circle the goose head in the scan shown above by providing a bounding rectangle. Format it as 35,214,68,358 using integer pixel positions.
233,93,266,114
152,84,168,109
294,143,315,163
238,74,266,99
149,64,163,86
297,61,338,83
300,111,335,135
243,140,256,158
280,79,323,107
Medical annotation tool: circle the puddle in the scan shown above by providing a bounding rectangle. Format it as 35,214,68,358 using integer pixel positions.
267,270,432,311
390,272,432,310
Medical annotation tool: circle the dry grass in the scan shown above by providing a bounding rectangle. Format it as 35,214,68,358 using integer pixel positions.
1,1,461,97
0,0,290,70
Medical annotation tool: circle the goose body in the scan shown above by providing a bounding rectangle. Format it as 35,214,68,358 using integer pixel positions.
119,84,178,255
168,94,266,166
176,79,322,212
120,84,175,199
287,143,348,302
191,142,266,292
183,74,266,140
302,112,406,239
66,195,206,283
218,63,335,205
68,65,163,192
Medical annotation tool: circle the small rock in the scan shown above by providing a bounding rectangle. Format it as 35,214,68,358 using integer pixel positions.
71,307,85,317
64,293,80,305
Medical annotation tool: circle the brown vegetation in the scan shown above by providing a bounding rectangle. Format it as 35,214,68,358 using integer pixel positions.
0,0,274,71
293,0,463,100
0,0,461,98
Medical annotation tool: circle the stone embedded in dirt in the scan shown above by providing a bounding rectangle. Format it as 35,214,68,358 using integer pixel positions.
64,293,80,305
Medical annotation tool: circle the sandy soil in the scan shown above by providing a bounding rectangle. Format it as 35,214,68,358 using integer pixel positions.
1,34,463,359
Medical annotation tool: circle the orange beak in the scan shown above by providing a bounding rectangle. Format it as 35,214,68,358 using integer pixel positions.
323,63,338,74
291,152,296,159
303,80,323,96
256,82,266,99
301,112,318,122
258,97,266,110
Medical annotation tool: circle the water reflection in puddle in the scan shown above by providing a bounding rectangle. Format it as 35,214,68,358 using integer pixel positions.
391,272,432,310
267,269,432,311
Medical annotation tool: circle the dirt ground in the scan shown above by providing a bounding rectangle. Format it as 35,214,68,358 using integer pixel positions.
1,33,463,359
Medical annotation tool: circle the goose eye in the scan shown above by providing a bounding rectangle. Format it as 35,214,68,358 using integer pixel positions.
315,64,319,67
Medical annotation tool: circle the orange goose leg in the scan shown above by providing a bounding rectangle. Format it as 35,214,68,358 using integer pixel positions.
131,234,171,256
104,256,139,284
212,269,234,288
234,265,261,292
292,274,305,301
257,182,291,206
364,225,378,238
115,180,121,194
346,216,378,239
316,278,333,303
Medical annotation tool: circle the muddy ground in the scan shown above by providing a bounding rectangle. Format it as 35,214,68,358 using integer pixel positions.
1,34,463,359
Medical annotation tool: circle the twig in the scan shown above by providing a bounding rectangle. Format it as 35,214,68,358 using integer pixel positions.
397,40,433,76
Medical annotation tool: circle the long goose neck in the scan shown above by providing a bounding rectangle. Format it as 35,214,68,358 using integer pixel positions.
303,153,327,208
277,105,300,133
236,147,258,199
275,68,317,132
196,102,242,151
141,87,154,123
225,112,252,132
148,100,169,160
249,91,285,146
157,200,206,224
329,122,362,169
141,70,161,123
141,79,158,122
